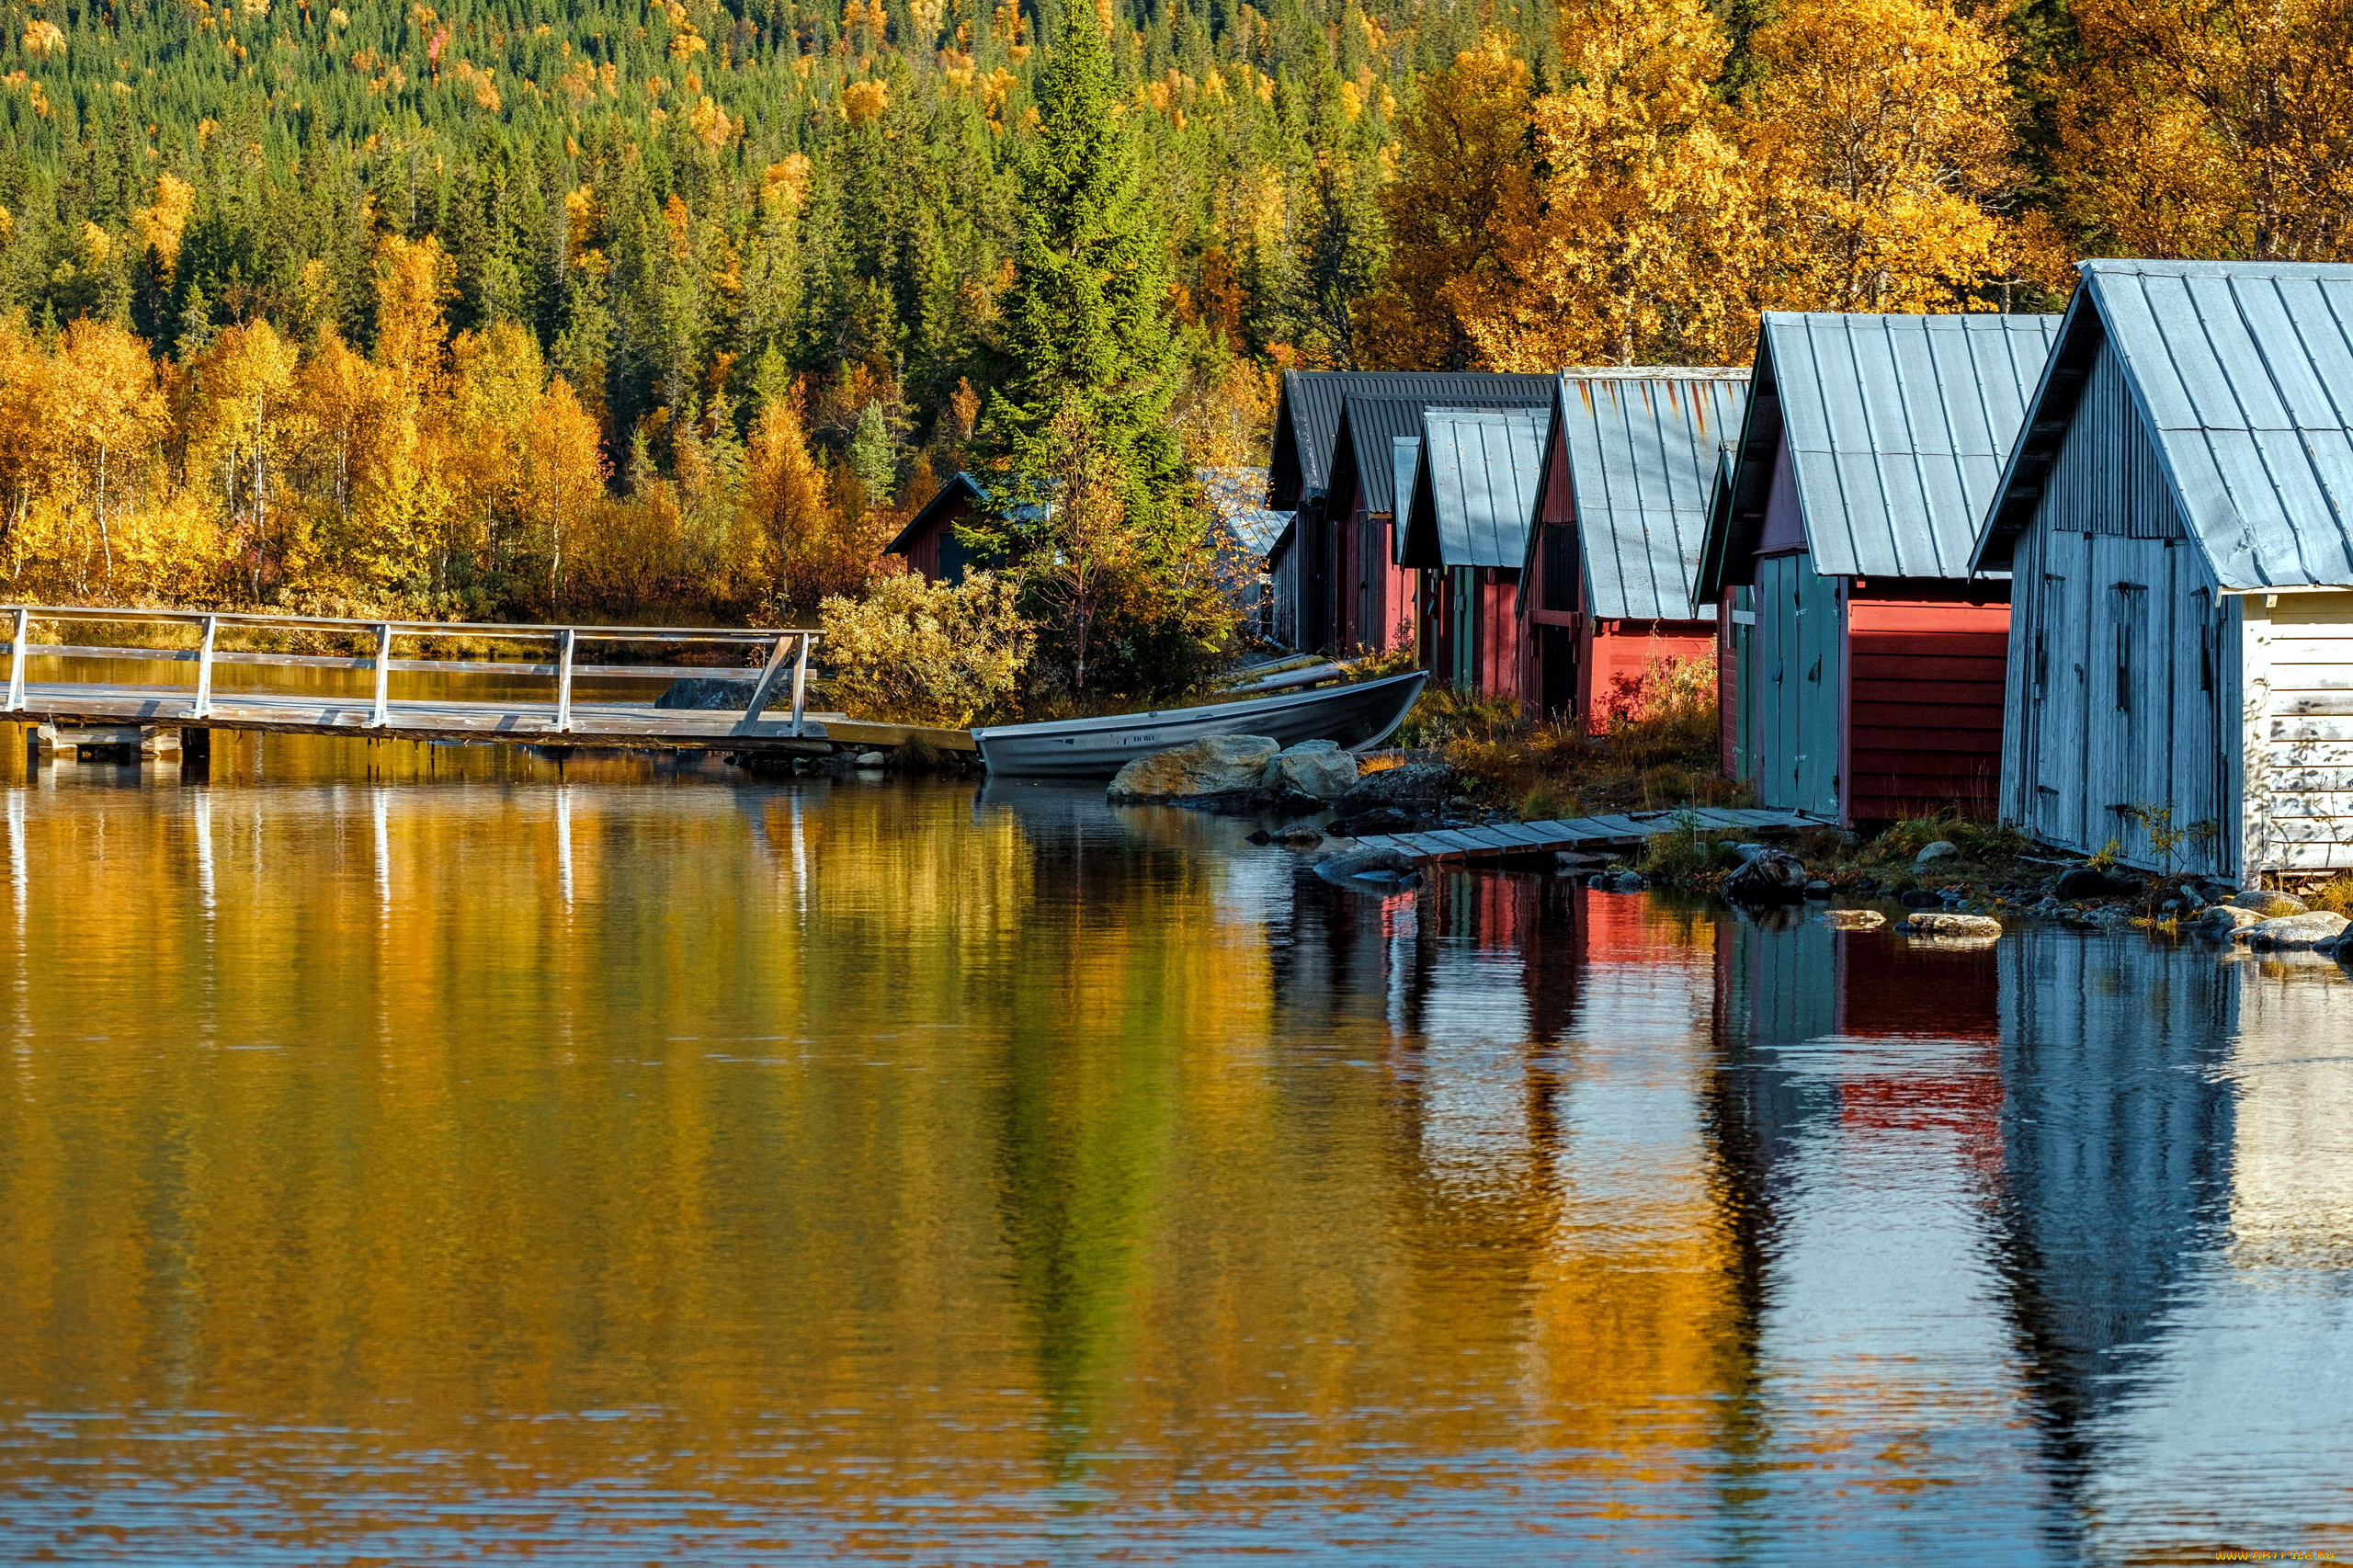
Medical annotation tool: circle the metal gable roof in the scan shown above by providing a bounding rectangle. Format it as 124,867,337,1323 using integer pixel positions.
1403,408,1548,570
1268,370,1556,508
1552,369,1751,619
1389,436,1421,562
1976,259,2353,588
1759,311,2062,580
1329,392,1553,518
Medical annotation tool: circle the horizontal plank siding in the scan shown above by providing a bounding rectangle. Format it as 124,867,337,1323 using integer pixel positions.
2253,592,2353,874
1845,594,2010,822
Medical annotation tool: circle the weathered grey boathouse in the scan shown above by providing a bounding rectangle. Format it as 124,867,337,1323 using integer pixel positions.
1972,259,2353,883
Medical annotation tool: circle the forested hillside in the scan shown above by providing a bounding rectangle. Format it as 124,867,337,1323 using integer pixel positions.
0,0,2345,625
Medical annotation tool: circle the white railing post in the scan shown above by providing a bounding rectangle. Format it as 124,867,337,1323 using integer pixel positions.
370,622,394,728
554,627,576,733
191,614,219,719
790,634,812,736
4,608,26,712
737,634,794,727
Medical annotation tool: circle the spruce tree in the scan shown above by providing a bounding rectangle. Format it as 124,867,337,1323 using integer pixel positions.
979,2,1180,531
973,3,1210,699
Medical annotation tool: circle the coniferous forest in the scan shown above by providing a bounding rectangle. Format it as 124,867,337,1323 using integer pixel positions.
1,0,2347,687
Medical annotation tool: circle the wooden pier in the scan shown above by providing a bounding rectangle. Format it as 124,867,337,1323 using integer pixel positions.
1348,805,1836,864
2,603,975,756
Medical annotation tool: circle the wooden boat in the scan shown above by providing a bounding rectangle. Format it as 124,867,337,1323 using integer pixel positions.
972,670,1428,779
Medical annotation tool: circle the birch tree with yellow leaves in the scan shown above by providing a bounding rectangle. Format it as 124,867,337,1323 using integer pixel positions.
1743,0,2040,312
2054,0,2353,260
1449,0,1759,369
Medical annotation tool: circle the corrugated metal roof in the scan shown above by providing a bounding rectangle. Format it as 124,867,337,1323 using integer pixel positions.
1329,392,1553,517
1552,370,1751,619
1268,370,1556,508
1760,312,2059,580
1975,260,2353,589
1404,408,1548,569
1198,467,1290,559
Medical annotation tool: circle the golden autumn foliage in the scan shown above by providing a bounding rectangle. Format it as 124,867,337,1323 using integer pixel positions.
1363,38,1534,371
818,569,1036,724
2056,0,2353,261
1454,0,1756,368
0,238,893,621
1745,0,2029,312
1384,0,2077,366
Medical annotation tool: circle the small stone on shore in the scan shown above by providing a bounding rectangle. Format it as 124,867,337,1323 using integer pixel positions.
1895,912,2003,937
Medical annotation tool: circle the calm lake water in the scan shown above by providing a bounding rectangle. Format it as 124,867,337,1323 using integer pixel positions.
3,731,2351,1565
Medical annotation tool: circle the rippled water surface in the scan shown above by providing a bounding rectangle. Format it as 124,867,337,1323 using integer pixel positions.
4,731,2351,1564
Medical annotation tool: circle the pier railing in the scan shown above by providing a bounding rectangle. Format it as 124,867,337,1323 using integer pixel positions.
1,605,823,734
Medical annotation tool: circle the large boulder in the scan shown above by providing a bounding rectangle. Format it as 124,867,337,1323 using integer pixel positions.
1330,763,1453,818
1108,735,1279,801
2238,911,2349,950
1268,739,1358,801
2232,889,2310,917
2053,865,2140,900
1722,847,1809,903
2191,903,2266,935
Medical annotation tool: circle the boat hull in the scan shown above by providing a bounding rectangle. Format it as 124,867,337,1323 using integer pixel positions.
972,671,1428,779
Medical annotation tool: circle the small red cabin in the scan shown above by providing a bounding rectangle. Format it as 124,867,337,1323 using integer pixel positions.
1515,369,1748,733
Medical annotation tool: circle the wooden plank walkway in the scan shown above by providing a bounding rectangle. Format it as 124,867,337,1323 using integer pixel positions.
1351,806,1836,864
5,679,980,752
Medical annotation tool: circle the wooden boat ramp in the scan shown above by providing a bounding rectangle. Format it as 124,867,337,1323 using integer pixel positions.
1347,805,1837,865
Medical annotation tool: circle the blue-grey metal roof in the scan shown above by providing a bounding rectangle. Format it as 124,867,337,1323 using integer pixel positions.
1327,392,1554,518
1389,436,1420,553
1552,369,1750,619
1975,260,2353,588
1762,312,2059,580
1268,370,1557,508
1198,467,1290,560
1402,409,1547,569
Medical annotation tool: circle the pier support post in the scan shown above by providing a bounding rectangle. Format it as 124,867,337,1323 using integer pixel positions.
790,634,811,736
191,615,220,720
4,607,25,712
370,623,394,727
553,628,577,733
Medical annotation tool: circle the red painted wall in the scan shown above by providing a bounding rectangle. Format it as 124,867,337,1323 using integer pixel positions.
1843,591,2010,822
1577,621,1715,733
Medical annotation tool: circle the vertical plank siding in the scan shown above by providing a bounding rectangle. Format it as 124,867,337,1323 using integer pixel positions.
2006,340,2235,879
1750,551,1846,819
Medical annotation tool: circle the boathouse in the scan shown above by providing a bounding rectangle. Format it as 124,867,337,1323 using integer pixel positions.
1516,369,1749,731
1697,311,2060,824
1972,259,2353,884
1267,370,1553,653
1397,407,1549,697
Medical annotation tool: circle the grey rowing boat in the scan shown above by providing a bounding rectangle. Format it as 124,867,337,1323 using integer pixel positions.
971,670,1428,779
